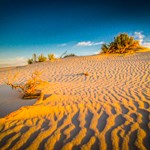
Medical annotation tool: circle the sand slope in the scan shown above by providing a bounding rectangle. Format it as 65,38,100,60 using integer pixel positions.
0,85,36,118
0,52,150,150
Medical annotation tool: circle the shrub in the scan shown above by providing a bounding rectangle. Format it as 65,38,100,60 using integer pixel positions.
101,44,109,54
28,58,33,64
64,53,77,58
38,54,47,62
101,33,140,54
6,71,47,99
48,53,55,61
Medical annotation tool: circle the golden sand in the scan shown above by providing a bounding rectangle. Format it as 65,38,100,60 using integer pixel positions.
0,52,150,150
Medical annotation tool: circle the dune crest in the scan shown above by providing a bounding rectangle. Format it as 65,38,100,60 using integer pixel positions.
0,52,150,150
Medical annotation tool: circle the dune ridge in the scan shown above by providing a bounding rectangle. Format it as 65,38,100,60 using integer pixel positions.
0,52,150,150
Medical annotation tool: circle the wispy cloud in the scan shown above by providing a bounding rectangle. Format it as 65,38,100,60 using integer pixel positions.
134,32,145,44
93,51,100,54
76,41,104,47
15,57,26,62
133,32,150,48
58,43,67,47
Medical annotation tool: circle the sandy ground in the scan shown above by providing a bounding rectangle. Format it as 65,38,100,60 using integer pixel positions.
0,85,36,118
0,52,150,150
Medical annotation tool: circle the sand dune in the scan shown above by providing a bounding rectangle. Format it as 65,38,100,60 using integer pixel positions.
0,52,150,150
0,85,36,118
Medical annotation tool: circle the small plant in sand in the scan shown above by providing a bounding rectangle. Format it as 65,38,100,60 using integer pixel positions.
27,58,33,64
83,72,89,76
48,53,56,61
38,54,47,62
6,71,46,99
63,53,77,58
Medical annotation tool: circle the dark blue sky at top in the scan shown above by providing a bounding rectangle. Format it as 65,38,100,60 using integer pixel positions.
0,0,150,65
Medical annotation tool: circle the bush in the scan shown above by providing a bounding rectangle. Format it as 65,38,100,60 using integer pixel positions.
28,58,33,64
101,33,140,54
64,53,76,58
6,71,44,99
48,53,55,61
38,54,47,62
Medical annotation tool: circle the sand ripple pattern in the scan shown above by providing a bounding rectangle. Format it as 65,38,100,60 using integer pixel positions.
0,52,150,150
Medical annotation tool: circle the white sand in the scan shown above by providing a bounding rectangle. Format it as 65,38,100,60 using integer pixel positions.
0,85,36,118
0,52,150,150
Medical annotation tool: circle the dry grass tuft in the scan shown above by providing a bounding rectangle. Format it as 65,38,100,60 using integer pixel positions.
6,71,46,99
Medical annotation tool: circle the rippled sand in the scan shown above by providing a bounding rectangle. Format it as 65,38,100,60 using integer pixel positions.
0,52,150,150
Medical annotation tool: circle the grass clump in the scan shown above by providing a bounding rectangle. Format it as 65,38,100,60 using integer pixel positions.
28,58,33,64
27,53,37,64
38,54,47,62
48,53,55,61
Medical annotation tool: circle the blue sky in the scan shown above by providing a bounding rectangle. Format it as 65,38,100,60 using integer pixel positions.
0,0,150,67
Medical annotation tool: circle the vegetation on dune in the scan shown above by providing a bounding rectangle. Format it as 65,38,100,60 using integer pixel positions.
38,54,47,62
27,53,56,64
101,33,144,54
60,50,67,58
6,71,47,99
27,51,78,65
27,58,33,64
63,53,77,58
48,53,55,61
27,33,149,64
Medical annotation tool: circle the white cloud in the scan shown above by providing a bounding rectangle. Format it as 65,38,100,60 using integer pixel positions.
134,32,145,44
133,32,150,48
142,42,150,48
76,41,104,47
